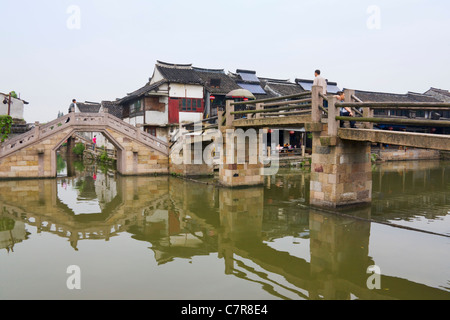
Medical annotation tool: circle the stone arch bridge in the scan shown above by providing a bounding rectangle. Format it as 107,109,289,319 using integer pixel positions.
0,112,169,179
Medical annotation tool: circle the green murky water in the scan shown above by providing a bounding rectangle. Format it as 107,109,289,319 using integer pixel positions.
0,159,449,300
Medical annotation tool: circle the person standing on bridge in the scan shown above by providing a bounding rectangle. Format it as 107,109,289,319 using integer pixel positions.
92,135,97,151
313,70,328,108
335,91,356,128
69,99,78,113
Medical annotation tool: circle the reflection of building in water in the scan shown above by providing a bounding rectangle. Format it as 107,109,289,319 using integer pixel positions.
57,168,118,215
0,174,449,300
129,179,220,264
372,161,450,222
94,171,117,206
0,176,169,251
0,218,27,252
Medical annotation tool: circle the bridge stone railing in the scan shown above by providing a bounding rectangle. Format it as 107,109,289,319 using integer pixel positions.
0,112,169,159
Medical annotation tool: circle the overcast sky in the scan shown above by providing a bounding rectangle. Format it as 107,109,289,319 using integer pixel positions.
1,0,449,123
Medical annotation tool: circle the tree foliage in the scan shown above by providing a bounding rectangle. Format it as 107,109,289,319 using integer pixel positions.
0,115,13,142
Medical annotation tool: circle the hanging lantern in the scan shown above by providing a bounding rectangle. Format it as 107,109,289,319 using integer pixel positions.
210,95,216,101
289,131,295,135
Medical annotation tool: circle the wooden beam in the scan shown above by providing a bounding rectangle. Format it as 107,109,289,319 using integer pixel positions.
233,115,312,128
230,104,311,115
231,92,311,106
336,116,450,127
261,109,311,117
338,128,450,151
336,102,450,109
263,97,312,107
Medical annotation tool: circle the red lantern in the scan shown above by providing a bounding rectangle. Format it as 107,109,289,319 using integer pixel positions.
210,95,216,101
289,131,295,135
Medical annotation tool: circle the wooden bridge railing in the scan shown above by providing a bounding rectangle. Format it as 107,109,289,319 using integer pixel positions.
223,92,312,127
310,86,450,137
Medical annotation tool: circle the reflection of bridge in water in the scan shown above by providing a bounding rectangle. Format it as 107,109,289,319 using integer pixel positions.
0,173,449,300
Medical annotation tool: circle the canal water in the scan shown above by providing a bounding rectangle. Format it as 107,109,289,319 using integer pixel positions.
0,158,449,300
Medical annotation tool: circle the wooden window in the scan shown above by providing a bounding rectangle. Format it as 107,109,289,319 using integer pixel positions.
146,126,157,137
177,98,204,112
130,100,142,116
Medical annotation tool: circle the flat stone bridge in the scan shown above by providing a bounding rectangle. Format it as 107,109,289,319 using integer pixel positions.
171,86,450,209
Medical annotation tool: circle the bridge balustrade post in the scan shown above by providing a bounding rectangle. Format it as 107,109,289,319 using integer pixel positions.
327,96,338,137
361,104,374,130
34,121,41,139
225,100,234,127
136,123,142,140
344,89,358,128
311,86,323,123
255,103,263,119
218,108,224,130
344,89,354,102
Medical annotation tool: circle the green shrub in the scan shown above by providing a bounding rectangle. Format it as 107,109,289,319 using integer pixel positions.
73,142,85,156
0,115,12,142
99,149,111,163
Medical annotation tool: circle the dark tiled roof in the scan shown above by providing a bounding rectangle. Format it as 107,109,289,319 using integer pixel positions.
193,67,241,95
77,102,101,113
354,90,440,103
156,61,202,85
101,100,123,119
260,79,305,97
427,87,450,97
118,80,167,104
424,87,450,102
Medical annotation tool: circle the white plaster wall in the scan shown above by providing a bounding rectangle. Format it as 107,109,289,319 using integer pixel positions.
145,110,168,125
127,116,144,126
179,112,203,123
150,68,164,84
169,84,203,99
0,94,25,119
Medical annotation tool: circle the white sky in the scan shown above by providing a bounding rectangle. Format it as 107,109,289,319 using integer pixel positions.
0,0,449,123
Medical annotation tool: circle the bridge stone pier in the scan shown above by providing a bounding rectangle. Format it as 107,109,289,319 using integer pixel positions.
169,133,214,177
309,133,372,208
218,127,265,188
309,87,372,208
0,113,169,179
